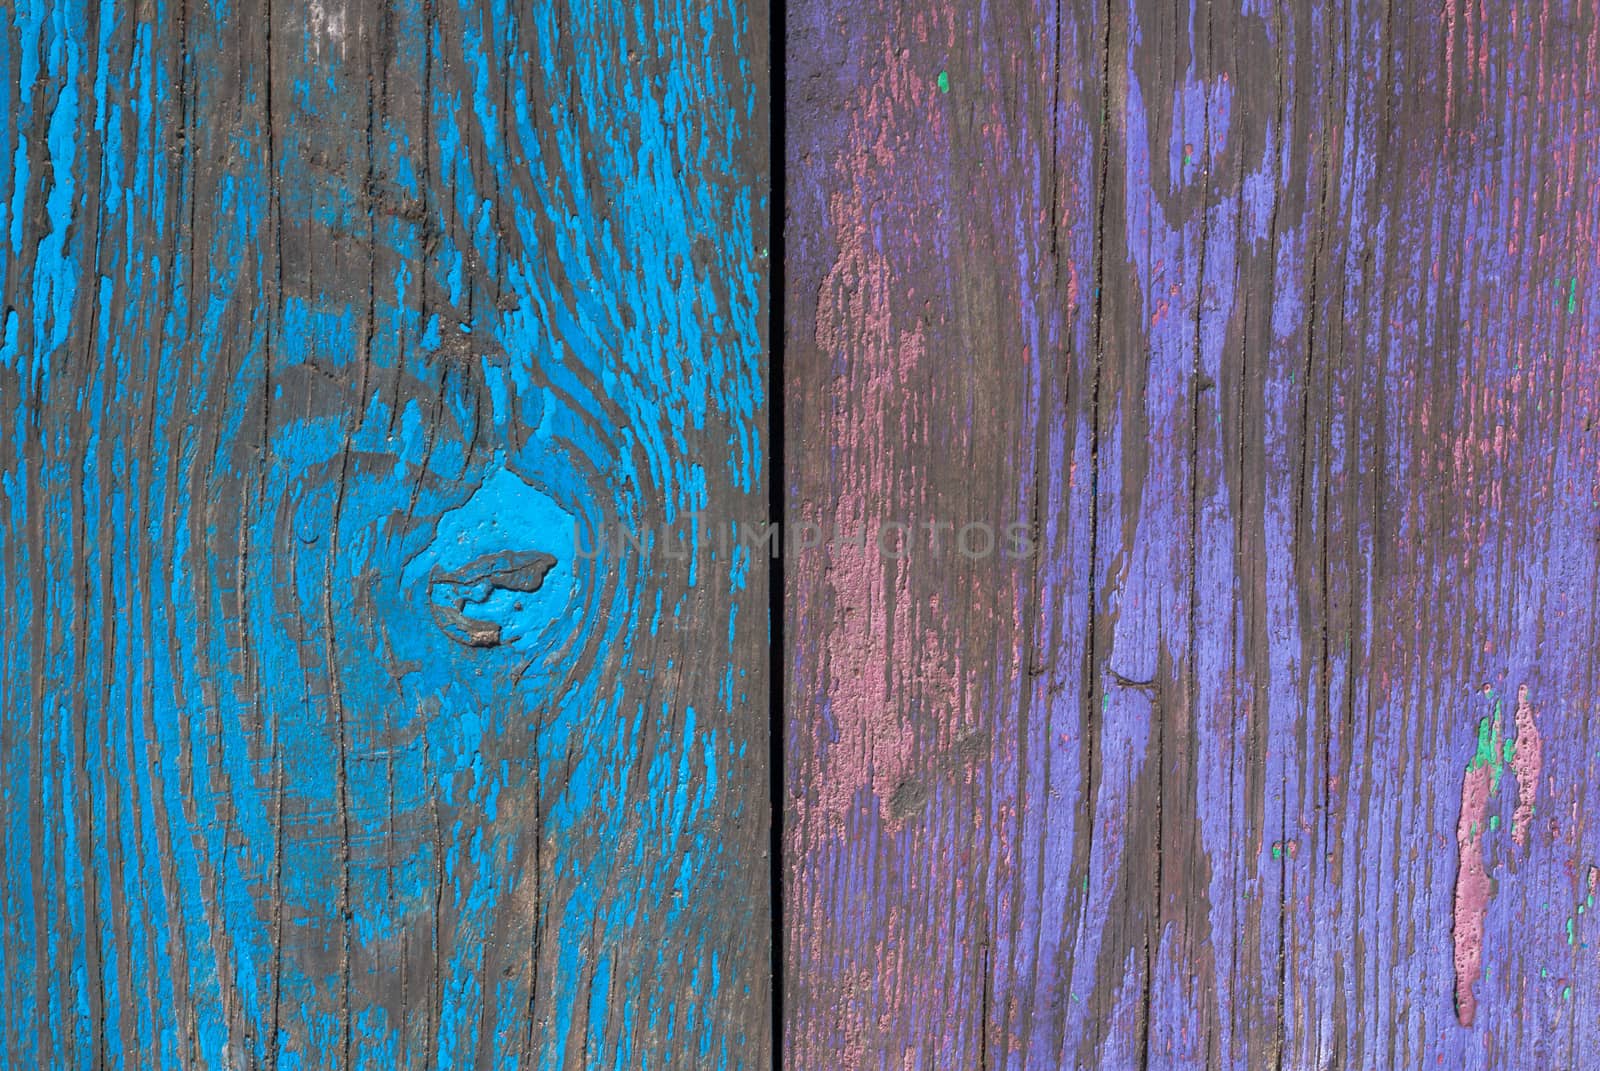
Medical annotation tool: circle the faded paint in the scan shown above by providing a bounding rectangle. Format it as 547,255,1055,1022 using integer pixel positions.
788,0,1600,1065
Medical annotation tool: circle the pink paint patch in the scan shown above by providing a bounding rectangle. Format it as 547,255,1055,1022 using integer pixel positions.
805,192,966,827
1453,763,1494,1027
1510,684,1542,848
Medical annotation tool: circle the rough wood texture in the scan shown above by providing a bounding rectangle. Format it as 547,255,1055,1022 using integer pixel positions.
786,1,1600,1067
0,2,768,1067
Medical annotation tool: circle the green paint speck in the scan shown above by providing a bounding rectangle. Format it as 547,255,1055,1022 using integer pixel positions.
937,71,950,94
1569,277,1579,315
1470,711,1508,793
1565,985,1574,1001
1489,815,1500,831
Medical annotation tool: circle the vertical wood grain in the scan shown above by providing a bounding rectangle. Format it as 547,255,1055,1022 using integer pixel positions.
0,1,769,1067
786,1,1600,1067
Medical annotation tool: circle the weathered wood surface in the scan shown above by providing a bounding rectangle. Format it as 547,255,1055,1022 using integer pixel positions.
0,1,768,1067
786,0,1600,1067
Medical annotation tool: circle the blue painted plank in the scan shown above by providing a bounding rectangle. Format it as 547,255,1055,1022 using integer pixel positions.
0,2,769,1067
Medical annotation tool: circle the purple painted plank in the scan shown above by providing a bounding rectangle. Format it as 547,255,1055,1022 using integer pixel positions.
786,0,1600,1066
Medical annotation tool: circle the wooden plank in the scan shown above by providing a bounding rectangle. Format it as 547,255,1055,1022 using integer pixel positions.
0,1,769,1066
785,0,1600,1066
